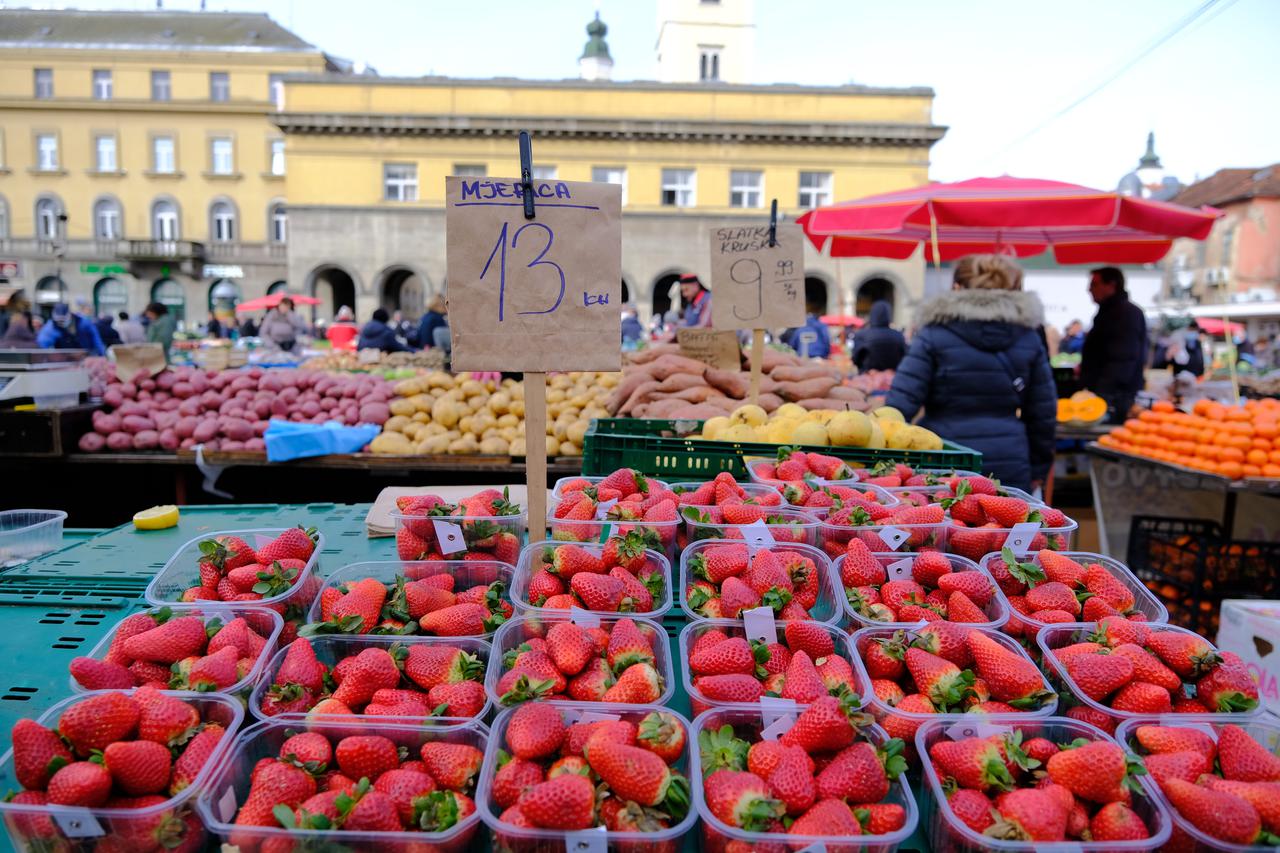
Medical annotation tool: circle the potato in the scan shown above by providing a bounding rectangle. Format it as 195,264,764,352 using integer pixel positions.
471,412,497,435
385,414,412,433
423,422,447,437
497,413,519,428
567,419,589,446
408,394,433,413
544,435,561,456
559,441,582,457
458,415,475,435
425,371,454,389
417,435,450,455
389,398,416,417
371,432,414,455
546,388,567,405
480,436,510,455
448,436,478,455
432,398,461,428
510,437,527,456
459,379,484,397
488,391,511,415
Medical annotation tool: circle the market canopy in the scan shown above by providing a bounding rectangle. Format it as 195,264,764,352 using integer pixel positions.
234,292,321,313
820,314,865,328
1195,317,1245,336
797,176,1221,264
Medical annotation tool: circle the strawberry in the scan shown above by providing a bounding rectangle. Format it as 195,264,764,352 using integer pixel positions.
233,760,316,828
766,746,817,816
1145,630,1222,678
551,544,603,579
945,785,994,834
691,544,750,583
911,551,953,588
704,769,784,830
1108,681,1172,713
1046,740,1136,804
341,789,401,832
606,617,655,673
11,719,72,791
601,530,649,573
567,657,615,701
428,681,486,716
779,694,867,753
1083,563,1135,611
58,691,140,755
1025,581,1080,616
863,635,906,679
697,673,763,703
840,540,887,588
1200,777,1280,834
780,651,828,704
636,711,685,765
1063,652,1134,701
1143,750,1212,789
1219,724,1280,782
977,494,1030,526
880,578,925,612
966,631,1051,708
935,571,994,607
720,576,762,617
1092,614,1148,647
334,735,400,782
690,636,757,676
518,774,596,829
854,801,907,835
1162,778,1262,845
905,647,974,710
784,621,835,659
507,703,566,760
256,525,318,564
69,656,134,690
817,654,858,695
199,535,255,572
538,622,594,677
815,740,903,803
123,616,208,664
46,761,113,807
912,621,973,667
1134,724,1215,756
181,645,242,691
492,752,543,809
101,739,171,796
273,638,326,694
526,570,564,607
134,687,200,746
930,737,1013,791
1197,664,1260,712
586,739,689,818
1110,643,1182,691
419,741,483,790
418,602,503,636
789,797,862,837
602,661,662,703
1063,704,1116,735
988,787,1067,841
403,644,483,689
332,646,402,707
570,572,627,611
1036,550,1084,587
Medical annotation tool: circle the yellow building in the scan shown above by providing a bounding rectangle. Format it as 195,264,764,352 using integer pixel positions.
0,9,326,324
278,5,944,324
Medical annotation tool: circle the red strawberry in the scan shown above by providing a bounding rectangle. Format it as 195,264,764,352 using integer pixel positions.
944,591,986,623
419,741,483,790
170,723,226,795
719,576,762,618
703,769,784,830
766,748,819,818
1025,581,1081,616
989,787,1067,841
1063,652,1134,701
518,774,596,829
1162,777,1262,845
427,681,486,716
815,741,900,803
935,571,994,607
913,621,974,667
135,687,200,746
977,494,1030,526
1145,630,1222,678
929,737,1013,792
1063,704,1116,735
636,711,686,765
551,544,603,579
1046,740,1134,804
602,661,662,703
905,647,974,710
585,739,689,818
492,753,543,809
418,602,503,636
780,651,827,704
123,616,208,664
1083,563,1136,611
570,572,627,611
1133,724,1216,756
1197,664,1260,713
332,647,402,707
566,657,614,701
58,691,140,755
697,673,763,703
403,644,483,689
690,636,757,676
506,703,566,760
854,801,907,835
526,570,564,607
70,656,134,690
1111,643,1182,691
1200,777,1280,834
102,739,171,796
334,735,400,782
1110,681,1172,713
789,797,862,837
784,621,835,659
966,631,1051,708
912,551,953,588
841,540,887,588
945,785,994,834
47,761,113,807
880,578,926,612
779,694,866,754
606,618,656,673
1143,750,1211,789
11,719,72,790
1219,724,1280,782
256,526,317,564
274,639,327,694
183,646,241,691
863,635,906,680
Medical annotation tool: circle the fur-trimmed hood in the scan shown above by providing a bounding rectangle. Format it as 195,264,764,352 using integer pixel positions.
917,288,1045,329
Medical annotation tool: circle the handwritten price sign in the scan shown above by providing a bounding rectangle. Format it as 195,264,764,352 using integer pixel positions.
446,176,622,372
709,223,805,331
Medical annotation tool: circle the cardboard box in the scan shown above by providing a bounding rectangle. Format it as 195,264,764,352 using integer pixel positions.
1217,599,1280,716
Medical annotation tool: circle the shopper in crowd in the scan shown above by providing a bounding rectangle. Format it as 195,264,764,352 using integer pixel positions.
852,300,907,372
1255,336,1274,370
1153,326,1206,377
679,273,712,328
206,315,224,339
1079,267,1148,422
416,295,448,348
783,302,832,358
239,315,259,338
38,302,105,355
358,307,416,353
327,305,359,350
144,302,176,362
116,311,146,344
884,255,1055,492
96,314,121,348
0,291,37,348
390,310,412,341
258,297,308,353
621,304,644,347
1060,319,1086,354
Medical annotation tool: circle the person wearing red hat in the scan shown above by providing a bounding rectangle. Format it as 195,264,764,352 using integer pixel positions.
679,273,712,328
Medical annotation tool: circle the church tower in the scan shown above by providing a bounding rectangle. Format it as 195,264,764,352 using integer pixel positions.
655,0,755,84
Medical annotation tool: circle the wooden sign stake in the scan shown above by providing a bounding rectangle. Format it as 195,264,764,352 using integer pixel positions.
516,130,549,540
747,200,780,408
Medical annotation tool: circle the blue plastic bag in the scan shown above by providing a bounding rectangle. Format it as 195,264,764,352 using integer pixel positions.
264,419,381,462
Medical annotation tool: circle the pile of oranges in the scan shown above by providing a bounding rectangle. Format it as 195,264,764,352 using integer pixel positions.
1098,397,1280,479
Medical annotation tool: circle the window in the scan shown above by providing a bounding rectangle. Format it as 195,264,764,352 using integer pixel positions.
661,169,696,207
209,71,230,102
0,197,8,239
152,200,179,241
151,70,171,101
268,74,285,109
95,135,117,172
269,139,285,176
269,203,287,243
730,170,763,208
92,70,112,100
210,138,234,175
210,201,236,243
532,165,558,180
152,136,175,173
592,166,627,205
384,163,418,201
93,198,122,240
36,134,58,171
798,171,832,208
35,198,60,240
453,164,486,177
152,279,185,322
699,47,721,81
94,278,128,316
34,68,53,99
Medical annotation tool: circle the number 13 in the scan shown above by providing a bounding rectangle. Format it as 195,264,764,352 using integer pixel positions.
480,221,567,321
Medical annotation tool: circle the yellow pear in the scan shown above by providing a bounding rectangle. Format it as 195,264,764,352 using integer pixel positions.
730,404,768,428
765,418,799,444
828,411,873,447
911,427,944,450
723,423,761,443
773,403,807,421
886,424,914,449
879,419,903,437
702,416,731,441
792,420,830,446
866,419,886,449
874,406,906,423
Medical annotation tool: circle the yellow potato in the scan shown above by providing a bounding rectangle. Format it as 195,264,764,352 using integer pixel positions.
409,393,434,413
545,435,561,456
497,413,520,428
425,371,455,389
480,436,510,455
423,422,447,437
559,441,582,457
546,388,567,405
384,414,412,433
510,437,527,456
488,391,511,415
567,419,589,446
389,398,416,418
417,435,450,455
370,432,413,455
448,436,478,455
509,399,525,418
458,415,475,436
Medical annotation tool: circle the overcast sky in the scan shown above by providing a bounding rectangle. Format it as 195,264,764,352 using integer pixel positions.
16,0,1278,191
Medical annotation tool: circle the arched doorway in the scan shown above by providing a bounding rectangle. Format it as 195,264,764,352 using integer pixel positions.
855,277,895,317
621,279,631,305
804,276,830,314
377,266,427,319
650,273,682,323
266,280,288,296
307,265,357,321
208,279,240,315
93,277,127,317
151,278,185,323
35,275,66,318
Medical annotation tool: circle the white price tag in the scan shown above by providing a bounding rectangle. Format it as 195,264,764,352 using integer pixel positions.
759,697,798,740
1001,522,1040,557
792,844,828,853
741,519,776,554
886,557,913,580
578,710,622,724
743,606,778,646
432,520,467,555
570,607,601,628
52,811,103,838
946,720,1012,741
878,526,910,551
565,826,608,853
217,786,238,822
593,499,618,520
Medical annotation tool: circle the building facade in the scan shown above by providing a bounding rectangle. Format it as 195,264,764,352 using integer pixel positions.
0,9,326,325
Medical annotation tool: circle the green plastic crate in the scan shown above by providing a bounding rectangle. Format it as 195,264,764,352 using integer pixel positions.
582,418,982,480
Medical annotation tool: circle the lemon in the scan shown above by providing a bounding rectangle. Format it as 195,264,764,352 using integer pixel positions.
133,505,179,530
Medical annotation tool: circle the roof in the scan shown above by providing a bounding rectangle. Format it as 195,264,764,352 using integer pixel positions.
1174,165,1280,208
0,9,314,53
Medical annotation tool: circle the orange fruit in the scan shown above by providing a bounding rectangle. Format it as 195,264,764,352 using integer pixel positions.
1218,461,1243,479
1243,464,1263,478
1262,464,1280,478
1220,446,1245,463
1247,449,1269,467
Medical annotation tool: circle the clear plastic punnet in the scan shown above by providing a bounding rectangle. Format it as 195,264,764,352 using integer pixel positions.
511,540,673,619
784,482,902,520
551,474,672,501
680,618,869,716
744,456,864,489
195,717,487,853
486,613,675,709
0,509,67,568
476,702,697,852
915,714,1172,852
834,551,1009,630
72,604,283,697
682,505,821,548
249,633,491,726
668,479,785,508
690,705,919,852
945,516,1080,560
0,690,244,853
679,538,841,625
391,508,527,562
1115,715,1280,853
820,518,952,557
144,527,325,617
545,498,681,563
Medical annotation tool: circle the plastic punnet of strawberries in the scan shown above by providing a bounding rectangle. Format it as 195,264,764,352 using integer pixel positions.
394,488,523,564
672,472,783,509
749,447,861,486
1122,721,1280,847
819,497,948,555
684,620,864,713
303,570,512,637
941,481,1073,563
838,539,1000,625
694,697,911,849
494,616,666,706
70,607,279,693
519,537,667,614
923,721,1161,844
4,688,231,850
1040,619,1259,727
219,728,483,841
181,526,318,606
683,542,831,621
550,468,680,554
484,704,693,847
256,637,488,720
991,548,1152,640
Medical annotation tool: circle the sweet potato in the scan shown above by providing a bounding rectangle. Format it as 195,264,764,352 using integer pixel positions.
608,370,656,412
757,393,784,413
796,397,870,412
761,348,802,372
770,365,839,384
777,377,839,402
626,343,680,364
647,354,708,382
618,380,662,416
657,372,706,393
827,386,868,403
671,386,726,404
643,398,693,419
668,403,736,421
704,368,751,399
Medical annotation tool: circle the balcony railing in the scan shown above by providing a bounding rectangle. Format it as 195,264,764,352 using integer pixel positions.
117,240,206,261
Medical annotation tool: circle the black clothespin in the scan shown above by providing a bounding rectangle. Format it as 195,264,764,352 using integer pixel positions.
519,130,535,220
768,198,778,247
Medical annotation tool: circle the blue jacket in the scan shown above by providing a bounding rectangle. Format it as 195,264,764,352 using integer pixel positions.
783,315,831,358
357,319,415,353
37,314,105,356
416,310,447,348
852,300,907,371
884,289,1056,490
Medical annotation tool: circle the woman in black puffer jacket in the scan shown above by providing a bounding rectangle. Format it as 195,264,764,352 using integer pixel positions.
884,255,1055,492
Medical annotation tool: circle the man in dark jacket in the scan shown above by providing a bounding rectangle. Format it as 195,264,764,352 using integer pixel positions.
358,308,416,353
1079,267,1148,422
852,301,907,372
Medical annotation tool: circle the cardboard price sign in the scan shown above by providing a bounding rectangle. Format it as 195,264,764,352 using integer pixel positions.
709,223,805,331
445,176,622,372
676,328,741,371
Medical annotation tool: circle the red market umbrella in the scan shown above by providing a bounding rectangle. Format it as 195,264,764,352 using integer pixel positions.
235,292,322,313
820,314,865,328
1195,317,1244,336
797,176,1220,264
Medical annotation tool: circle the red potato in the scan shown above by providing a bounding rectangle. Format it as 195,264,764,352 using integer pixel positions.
359,403,390,424
301,401,321,418
93,412,121,435
188,373,208,394
159,429,180,451
245,437,266,451
122,414,156,433
78,432,106,452
199,390,222,409
119,382,137,399
155,372,177,390
192,420,219,443
106,431,132,450
102,387,124,407
180,437,197,450
222,418,253,442
253,421,268,437
221,440,245,451
132,430,159,450
175,417,198,439
138,378,156,391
